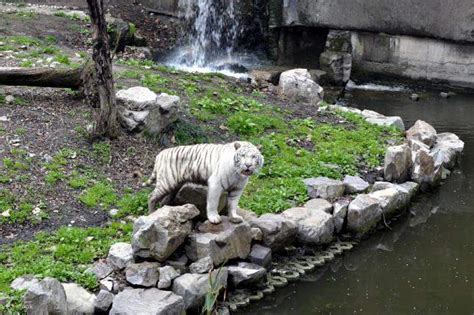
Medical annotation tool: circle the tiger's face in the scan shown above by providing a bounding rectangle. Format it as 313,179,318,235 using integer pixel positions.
233,142,264,177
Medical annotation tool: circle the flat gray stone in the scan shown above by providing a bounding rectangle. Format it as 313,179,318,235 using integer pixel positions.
343,175,369,194
228,262,266,287
304,198,333,213
303,177,345,199
248,244,272,268
63,283,96,315
158,266,180,289
347,194,382,234
110,288,185,315
125,262,160,287
250,214,297,251
189,257,213,274
107,242,134,270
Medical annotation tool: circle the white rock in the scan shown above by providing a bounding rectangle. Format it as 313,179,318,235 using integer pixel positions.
279,69,324,105
365,116,405,131
158,266,180,289
63,283,96,314
116,86,157,110
107,242,134,270
333,199,349,233
249,214,297,251
347,194,382,234
343,175,369,194
228,262,266,287
303,177,345,199
110,288,184,314
304,198,333,213
384,144,412,183
296,211,334,244
406,120,437,148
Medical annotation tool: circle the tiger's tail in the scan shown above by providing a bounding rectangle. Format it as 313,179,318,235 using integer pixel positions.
142,161,158,187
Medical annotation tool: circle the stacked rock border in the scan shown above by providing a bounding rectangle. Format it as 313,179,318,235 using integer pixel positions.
9,105,464,314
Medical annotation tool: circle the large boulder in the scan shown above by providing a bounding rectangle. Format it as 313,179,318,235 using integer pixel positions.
62,283,96,315
107,242,134,270
228,262,266,287
116,86,179,135
296,212,335,244
110,288,185,315
250,214,297,251
23,278,68,314
369,188,409,216
132,204,200,261
347,194,382,234
125,262,161,287
170,183,227,217
406,120,437,148
431,132,464,169
172,269,228,310
186,217,252,265
343,175,369,194
278,69,324,105
384,144,412,183
303,177,345,199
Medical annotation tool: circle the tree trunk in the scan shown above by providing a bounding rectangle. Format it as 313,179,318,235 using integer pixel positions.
0,67,84,88
86,0,120,139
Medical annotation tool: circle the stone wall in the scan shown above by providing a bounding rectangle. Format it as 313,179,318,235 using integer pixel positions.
276,0,474,43
351,32,474,89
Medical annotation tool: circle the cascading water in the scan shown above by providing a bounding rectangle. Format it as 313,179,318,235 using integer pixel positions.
168,0,263,75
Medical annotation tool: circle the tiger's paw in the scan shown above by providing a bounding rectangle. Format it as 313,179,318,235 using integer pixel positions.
229,214,243,224
208,214,222,224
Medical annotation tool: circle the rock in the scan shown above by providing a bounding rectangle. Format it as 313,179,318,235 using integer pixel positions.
228,262,266,287
411,148,442,188
146,93,180,135
110,288,185,315
165,256,188,275
410,93,420,101
347,194,382,234
116,86,157,109
431,132,464,169
282,207,315,222
132,204,200,261
309,69,328,85
303,177,345,199
365,116,405,131
361,109,384,119
248,244,272,268
85,260,113,280
398,181,419,198
99,276,118,293
5,95,15,104
249,69,281,87
249,214,297,251
343,175,369,194
250,227,263,241
327,104,362,114
186,217,252,265
319,51,352,85
21,277,67,315
237,208,258,222
10,276,39,291
384,144,412,183
304,198,333,213
171,183,227,217
406,120,437,148
278,69,324,105
116,87,180,135
94,290,115,313
440,92,449,98
158,266,181,289
189,257,213,274
333,199,349,233
172,269,228,310
369,188,409,216
63,283,96,314
107,242,134,270
409,139,430,152
125,262,160,287
297,212,335,244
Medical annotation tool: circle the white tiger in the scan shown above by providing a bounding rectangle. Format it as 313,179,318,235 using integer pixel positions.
144,141,264,224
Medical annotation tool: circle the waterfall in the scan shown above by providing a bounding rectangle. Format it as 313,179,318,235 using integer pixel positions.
167,0,252,73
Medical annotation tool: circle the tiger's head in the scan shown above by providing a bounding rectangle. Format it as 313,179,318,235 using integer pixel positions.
233,141,264,177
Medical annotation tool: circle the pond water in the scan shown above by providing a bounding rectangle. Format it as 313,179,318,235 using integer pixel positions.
239,88,474,314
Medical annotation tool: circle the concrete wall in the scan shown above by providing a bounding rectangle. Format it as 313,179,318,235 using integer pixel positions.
351,32,474,89
278,0,474,43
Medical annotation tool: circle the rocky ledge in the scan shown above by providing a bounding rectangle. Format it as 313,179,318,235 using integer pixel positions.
8,106,464,314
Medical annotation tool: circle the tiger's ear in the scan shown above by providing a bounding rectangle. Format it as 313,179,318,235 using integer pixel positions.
234,142,241,150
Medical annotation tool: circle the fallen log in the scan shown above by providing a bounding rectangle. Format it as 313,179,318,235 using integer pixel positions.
0,66,86,89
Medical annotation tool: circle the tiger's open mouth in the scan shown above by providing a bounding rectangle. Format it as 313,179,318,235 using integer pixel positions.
241,169,253,176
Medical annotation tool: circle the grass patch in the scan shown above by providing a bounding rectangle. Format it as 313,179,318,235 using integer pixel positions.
79,182,117,208
92,142,111,165
0,222,132,294
116,189,150,217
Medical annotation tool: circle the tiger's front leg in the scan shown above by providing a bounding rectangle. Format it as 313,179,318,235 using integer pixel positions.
207,178,223,224
227,189,244,223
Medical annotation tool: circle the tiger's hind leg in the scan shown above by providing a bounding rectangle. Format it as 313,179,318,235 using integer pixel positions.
148,185,168,213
